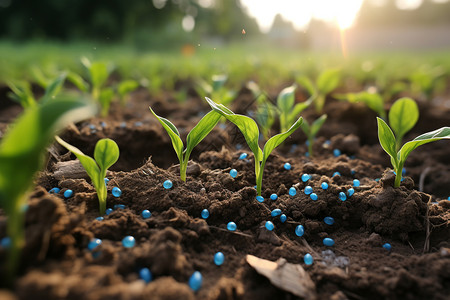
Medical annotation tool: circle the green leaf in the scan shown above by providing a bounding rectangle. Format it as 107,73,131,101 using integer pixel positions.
317,69,341,95
89,62,109,89
389,97,419,143
67,71,89,92
118,80,139,97
94,139,120,172
55,136,101,182
7,81,35,108
262,116,302,164
300,118,310,137
398,127,450,164
277,85,296,116
43,73,67,100
289,98,312,125
185,110,221,157
0,95,96,278
98,88,115,116
206,97,262,160
149,106,184,162
310,114,327,137
30,66,50,88
296,75,316,96
376,117,398,165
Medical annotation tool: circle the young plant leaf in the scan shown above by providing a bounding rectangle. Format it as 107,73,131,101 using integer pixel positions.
296,76,316,97
67,71,89,93
149,107,184,163
206,97,262,159
44,73,67,98
0,95,96,280
262,117,302,164
376,117,398,164
277,85,296,116
185,110,221,157
317,69,341,95
310,114,327,137
89,62,109,89
94,139,120,172
398,127,450,164
389,97,418,145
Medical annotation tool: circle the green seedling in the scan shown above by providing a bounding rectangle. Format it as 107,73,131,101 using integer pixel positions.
196,75,236,106
297,69,341,113
300,114,327,157
7,73,68,108
149,107,221,182
409,67,446,102
377,120,450,188
335,91,386,119
277,85,312,133
0,96,96,281
81,57,114,116
388,97,419,150
246,81,277,140
206,97,302,196
118,80,139,106
55,137,119,215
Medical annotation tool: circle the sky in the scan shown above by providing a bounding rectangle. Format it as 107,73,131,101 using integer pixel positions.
239,0,449,32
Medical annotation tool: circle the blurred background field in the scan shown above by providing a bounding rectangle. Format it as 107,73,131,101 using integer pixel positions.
0,0,449,97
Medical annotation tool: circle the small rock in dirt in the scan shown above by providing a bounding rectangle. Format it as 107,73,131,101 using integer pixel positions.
143,277,195,300
208,277,244,300
330,290,349,300
186,162,201,177
303,162,318,174
366,233,382,246
439,247,450,257
257,226,282,246
341,134,360,154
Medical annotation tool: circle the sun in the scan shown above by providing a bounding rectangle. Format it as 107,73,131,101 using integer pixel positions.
241,0,364,31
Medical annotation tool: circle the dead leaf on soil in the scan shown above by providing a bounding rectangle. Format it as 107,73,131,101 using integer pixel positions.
246,254,317,300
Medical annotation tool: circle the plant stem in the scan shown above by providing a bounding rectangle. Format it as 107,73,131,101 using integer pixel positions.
256,160,264,196
394,162,404,188
7,203,25,285
98,181,107,215
180,161,187,182
308,137,313,157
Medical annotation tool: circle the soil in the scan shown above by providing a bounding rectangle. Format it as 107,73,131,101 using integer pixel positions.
0,85,450,300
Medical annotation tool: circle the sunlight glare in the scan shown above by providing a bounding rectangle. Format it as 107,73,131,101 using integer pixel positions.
241,0,364,31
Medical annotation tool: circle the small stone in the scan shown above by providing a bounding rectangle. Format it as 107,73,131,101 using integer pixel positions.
270,193,278,201
0,237,11,248
104,178,110,185
284,163,291,170
105,208,113,215
95,216,104,221
310,193,318,201
321,182,329,190
333,171,341,177
353,179,360,187
280,214,287,223
114,204,125,209
347,188,354,197
339,192,347,201
229,169,238,178
256,196,264,203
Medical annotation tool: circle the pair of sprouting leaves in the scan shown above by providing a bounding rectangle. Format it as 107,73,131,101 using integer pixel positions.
55,137,119,215
377,97,450,187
